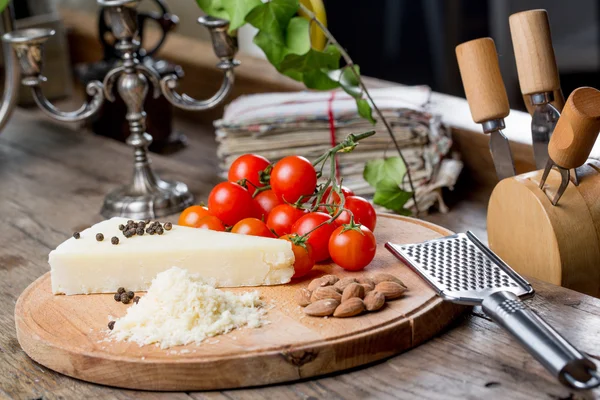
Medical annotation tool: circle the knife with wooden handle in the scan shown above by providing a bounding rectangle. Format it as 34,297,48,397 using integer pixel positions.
456,37,516,180
510,9,563,170
539,87,600,205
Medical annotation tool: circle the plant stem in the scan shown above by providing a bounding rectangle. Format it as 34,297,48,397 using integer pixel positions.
299,3,420,215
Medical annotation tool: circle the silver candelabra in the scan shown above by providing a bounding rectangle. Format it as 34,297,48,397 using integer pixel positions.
0,0,239,218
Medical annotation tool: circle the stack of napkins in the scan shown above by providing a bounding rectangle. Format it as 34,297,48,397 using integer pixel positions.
214,86,462,213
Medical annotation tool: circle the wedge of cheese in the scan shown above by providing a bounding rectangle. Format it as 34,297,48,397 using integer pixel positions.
49,217,295,295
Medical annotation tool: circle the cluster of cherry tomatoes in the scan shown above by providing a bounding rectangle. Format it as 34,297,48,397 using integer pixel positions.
178,153,378,277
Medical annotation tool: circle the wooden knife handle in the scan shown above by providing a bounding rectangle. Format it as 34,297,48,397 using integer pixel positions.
509,9,561,95
456,38,509,124
549,87,600,169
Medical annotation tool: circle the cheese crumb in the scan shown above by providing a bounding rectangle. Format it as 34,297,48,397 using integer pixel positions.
109,267,265,349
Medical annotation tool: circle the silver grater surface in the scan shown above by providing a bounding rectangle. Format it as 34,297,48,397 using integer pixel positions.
385,231,534,305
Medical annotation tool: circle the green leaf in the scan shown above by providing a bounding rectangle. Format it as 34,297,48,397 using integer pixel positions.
363,156,407,187
302,69,340,90
279,45,340,73
196,0,230,20
223,0,262,31
328,65,361,98
372,178,413,214
285,17,311,55
356,98,376,125
246,0,300,66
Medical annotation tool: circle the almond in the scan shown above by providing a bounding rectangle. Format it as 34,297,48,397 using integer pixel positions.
372,273,407,288
308,276,331,292
360,282,375,294
304,299,340,317
311,286,342,302
342,282,365,302
374,281,407,300
364,291,386,311
357,276,375,287
296,288,312,307
333,298,365,318
334,277,358,291
321,274,340,286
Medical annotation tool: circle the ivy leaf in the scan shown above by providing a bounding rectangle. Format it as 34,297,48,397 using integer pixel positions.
196,0,230,20
328,65,361,98
356,98,375,125
372,178,413,215
363,157,407,187
285,17,311,55
223,0,262,32
302,69,340,90
279,45,340,74
246,0,300,67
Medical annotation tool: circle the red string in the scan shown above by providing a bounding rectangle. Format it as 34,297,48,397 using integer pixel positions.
327,91,340,180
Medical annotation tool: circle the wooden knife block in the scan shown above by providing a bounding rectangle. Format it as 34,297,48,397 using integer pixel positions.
487,160,600,297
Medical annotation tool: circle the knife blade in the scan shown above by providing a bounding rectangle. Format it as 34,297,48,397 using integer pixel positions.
510,10,564,170
456,38,515,181
531,102,561,170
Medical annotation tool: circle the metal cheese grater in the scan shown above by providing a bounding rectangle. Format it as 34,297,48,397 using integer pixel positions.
386,232,599,390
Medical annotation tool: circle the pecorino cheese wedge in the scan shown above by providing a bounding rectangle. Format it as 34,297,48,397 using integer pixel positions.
49,217,295,295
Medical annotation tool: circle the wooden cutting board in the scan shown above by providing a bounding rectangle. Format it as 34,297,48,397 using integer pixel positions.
15,214,466,391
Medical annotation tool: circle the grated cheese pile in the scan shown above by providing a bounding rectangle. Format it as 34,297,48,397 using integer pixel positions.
109,267,265,349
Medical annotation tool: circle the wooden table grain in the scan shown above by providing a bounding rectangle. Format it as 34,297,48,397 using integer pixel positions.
1,109,599,400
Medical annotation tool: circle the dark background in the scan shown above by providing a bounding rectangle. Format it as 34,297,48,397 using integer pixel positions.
325,0,600,111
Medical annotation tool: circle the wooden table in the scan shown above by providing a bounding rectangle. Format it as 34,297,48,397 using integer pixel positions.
1,110,599,399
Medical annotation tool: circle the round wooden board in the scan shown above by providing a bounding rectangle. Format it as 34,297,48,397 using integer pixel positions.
15,214,466,391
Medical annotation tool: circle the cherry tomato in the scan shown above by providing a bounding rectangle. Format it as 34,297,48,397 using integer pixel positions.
329,224,376,271
291,212,338,262
266,204,306,237
253,189,282,220
270,156,317,203
317,185,355,213
196,216,226,231
228,154,270,195
208,182,256,226
178,205,212,227
335,196,377,231
231,218,275,238
281,234,315,278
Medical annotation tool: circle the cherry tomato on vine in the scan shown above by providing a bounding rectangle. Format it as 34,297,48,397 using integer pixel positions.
280,234,315,278
317,185,355,213
228,154,270,195
266,204,306,237
208,182,256,226
253,189,282,220
335,196,377,231
291,212,338,262
329,224,376,271
196,216,226,232
270,156,317,203
231,218,275,238
178,205,212,227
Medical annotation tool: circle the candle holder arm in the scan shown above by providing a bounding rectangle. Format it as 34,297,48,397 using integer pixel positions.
30,80,104,122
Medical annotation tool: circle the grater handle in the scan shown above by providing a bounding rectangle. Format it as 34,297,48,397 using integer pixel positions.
482,291,599,389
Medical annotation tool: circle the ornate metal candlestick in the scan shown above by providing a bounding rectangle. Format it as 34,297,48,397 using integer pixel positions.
2,0,239,218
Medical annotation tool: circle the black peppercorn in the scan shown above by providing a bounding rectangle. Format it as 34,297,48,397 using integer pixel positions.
114,293,121,302
136,228,144,236
138,221,146,229
127,220,134,225
164,222,172,231
96,233,104,242
127,291,134,299
133,296,140,304
157,228,164,235
118,224,125,231
108,321,115,330
124,230,134,238
111,236,119,245
120,293,130,304
117,287,125,294
73,232,80,239
148,229,155,235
